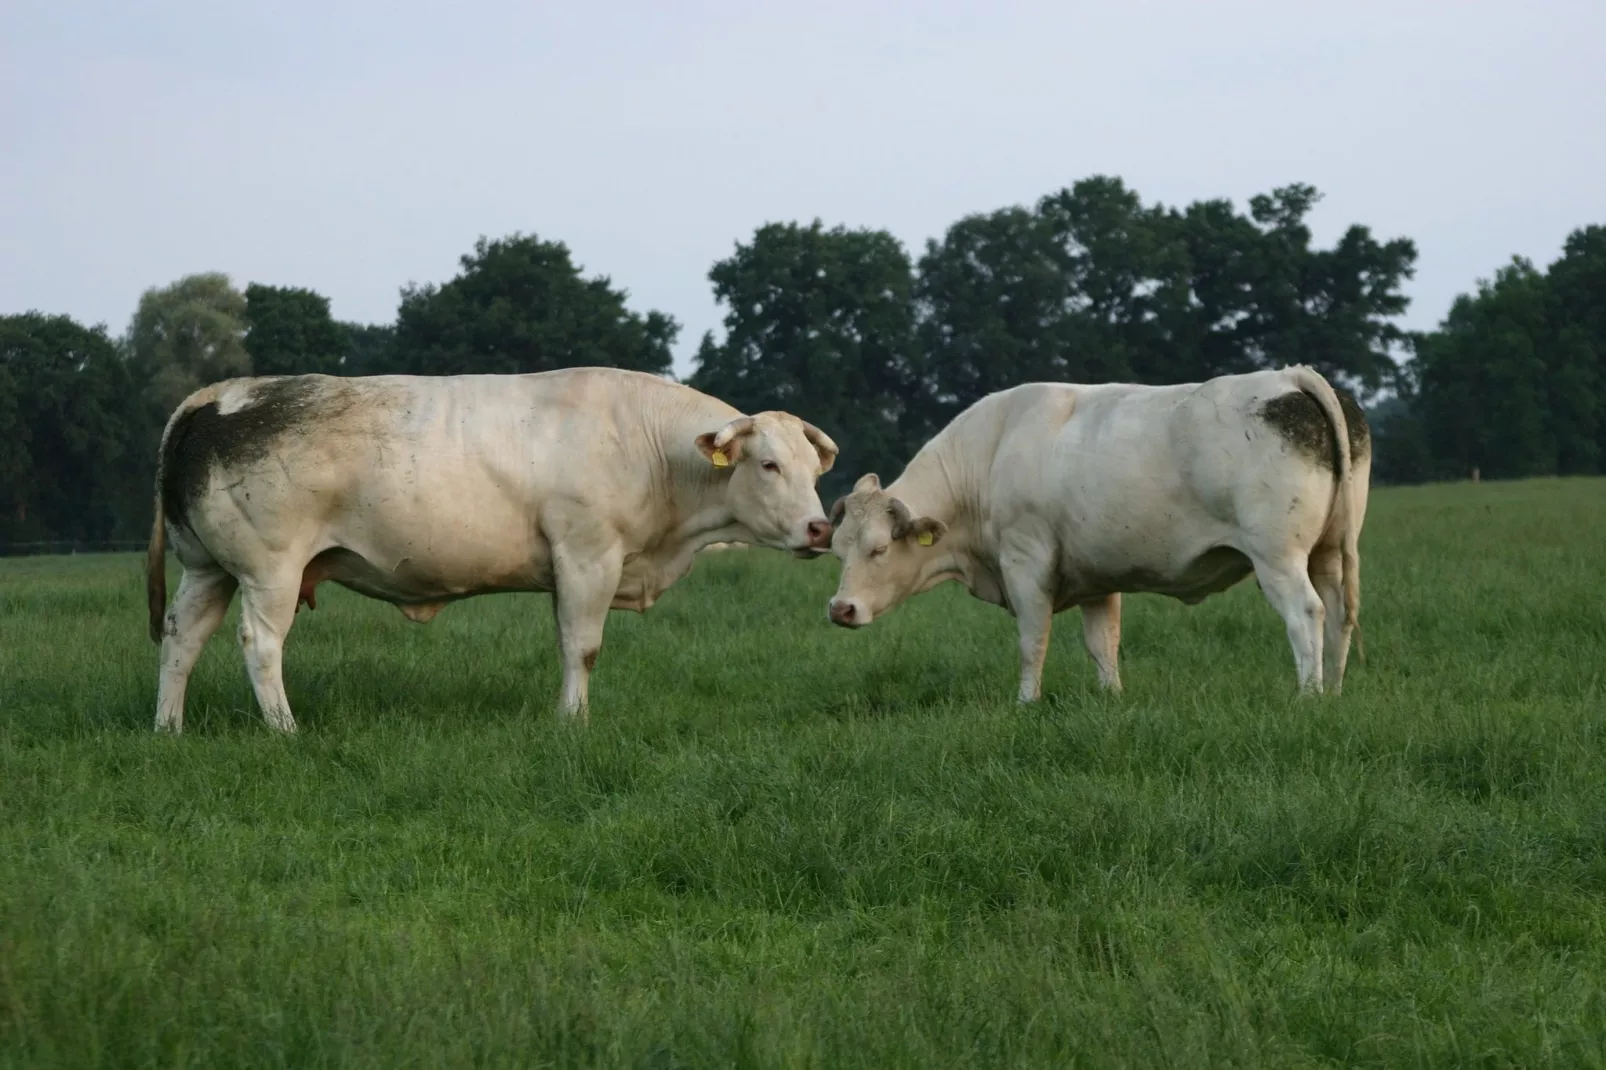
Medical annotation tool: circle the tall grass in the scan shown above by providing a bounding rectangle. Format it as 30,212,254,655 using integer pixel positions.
2,478,1604,1067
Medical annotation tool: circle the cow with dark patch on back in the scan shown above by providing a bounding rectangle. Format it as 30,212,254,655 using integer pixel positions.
825,366,1371,699
146,368,840,732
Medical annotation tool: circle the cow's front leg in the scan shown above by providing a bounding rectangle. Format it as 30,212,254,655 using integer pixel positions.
1001,563,1055,704
549,544,624,720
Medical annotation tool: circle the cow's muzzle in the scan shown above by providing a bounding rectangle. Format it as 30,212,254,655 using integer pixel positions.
828,598,867,628
794,518,833,557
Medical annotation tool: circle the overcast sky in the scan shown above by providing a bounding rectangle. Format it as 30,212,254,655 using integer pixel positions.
3,0,1602,377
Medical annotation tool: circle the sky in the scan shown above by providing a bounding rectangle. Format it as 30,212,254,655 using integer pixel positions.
3,0,1603,378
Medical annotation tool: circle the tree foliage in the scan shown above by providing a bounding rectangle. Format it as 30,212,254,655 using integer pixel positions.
1413,254,1599,479
1236,185,1417,393
125,273,252,417
340,322,399,376
0,314,140,541
916,177,1417,425
392,235,677,377
1545,225,1606,465
244,284,348,377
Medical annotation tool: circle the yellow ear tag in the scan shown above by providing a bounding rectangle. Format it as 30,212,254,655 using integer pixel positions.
917,531,934,547
711,448,729,468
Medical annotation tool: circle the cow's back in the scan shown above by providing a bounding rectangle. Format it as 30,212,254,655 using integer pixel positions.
991,370,1330,522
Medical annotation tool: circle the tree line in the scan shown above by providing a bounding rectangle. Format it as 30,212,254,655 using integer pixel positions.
2,175,1602,545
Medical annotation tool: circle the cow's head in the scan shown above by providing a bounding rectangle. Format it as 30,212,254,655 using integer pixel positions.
696,412,838,556
825,473,948,627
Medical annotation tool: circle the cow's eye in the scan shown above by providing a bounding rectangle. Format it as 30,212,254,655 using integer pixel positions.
870,545,889,558
761,460,780,473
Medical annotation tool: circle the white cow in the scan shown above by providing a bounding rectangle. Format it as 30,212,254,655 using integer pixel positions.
146,368,839,731
825,366,1370,699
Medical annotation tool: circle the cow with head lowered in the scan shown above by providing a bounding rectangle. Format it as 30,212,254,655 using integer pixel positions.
146,367,839,731
826,366,1371,700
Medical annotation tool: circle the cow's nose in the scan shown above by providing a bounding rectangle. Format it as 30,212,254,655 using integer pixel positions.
828,599,859,627
806,519,832,547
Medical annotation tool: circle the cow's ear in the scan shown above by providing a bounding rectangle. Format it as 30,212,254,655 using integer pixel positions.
907,517,947,547
853,473,881,493
828,496,848,526
800,420,838,474
696,416,756,467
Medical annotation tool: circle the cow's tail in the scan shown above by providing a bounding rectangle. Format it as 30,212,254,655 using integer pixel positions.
1289,365,1362,660
146,388,213,644
146,491,167,643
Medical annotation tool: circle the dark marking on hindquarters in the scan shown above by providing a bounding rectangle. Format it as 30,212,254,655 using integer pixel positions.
1259,391,1335,470
161,376,354,529
1260,387,1373,471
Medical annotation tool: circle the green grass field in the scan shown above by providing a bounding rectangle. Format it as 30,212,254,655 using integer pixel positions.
3,478,1605,1068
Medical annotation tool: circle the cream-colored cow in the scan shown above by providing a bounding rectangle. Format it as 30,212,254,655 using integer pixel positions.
146,368,838,731
826,366,1370,699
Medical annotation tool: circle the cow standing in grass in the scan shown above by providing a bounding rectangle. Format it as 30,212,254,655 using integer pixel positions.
146,368,839,731
825,366,1371,699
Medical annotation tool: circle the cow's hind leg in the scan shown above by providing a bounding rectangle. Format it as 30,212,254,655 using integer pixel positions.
1308,546,1352,695
155,566,238,733
1251,552,1325,694
550,545,624,720
1080,593,1123,693
237,577,302,733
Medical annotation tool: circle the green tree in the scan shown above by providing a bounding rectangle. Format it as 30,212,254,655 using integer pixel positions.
915,177,1417,423
1237,184,1417,395
1414,258,1597,479
1037,175,1187,384
392,234,676,377
244,284,347,376
1366,353,1435,485
125,272,251,416
340,322,399,376
915,206,1082,423
1545,225,1606,466
1165,196,1287,382
0,360,23,523
690,220,921,491
0,314,138,542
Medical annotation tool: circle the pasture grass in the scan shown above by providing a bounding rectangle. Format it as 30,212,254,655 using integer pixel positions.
2,477,1605,1068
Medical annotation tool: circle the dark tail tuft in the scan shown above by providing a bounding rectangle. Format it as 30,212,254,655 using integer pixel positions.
146,498,167,643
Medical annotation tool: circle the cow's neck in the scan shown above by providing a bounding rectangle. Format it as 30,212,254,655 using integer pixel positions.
585,407,751,614
885,450,1004,606
655,408,757,551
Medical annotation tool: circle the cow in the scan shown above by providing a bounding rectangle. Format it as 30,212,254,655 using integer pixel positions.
824,366,1371,700
145,368,839,732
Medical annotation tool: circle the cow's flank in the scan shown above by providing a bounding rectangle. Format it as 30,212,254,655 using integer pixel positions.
161,377,356,528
